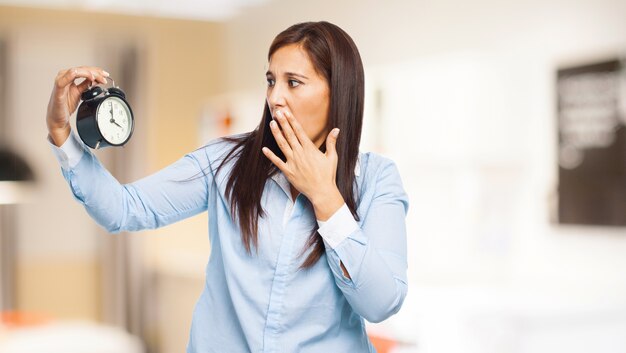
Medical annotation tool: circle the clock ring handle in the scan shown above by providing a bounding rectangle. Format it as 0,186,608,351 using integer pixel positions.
88,76,116,90
89,76,128,99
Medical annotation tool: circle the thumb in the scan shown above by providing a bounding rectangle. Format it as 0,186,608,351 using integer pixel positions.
325,128,340,157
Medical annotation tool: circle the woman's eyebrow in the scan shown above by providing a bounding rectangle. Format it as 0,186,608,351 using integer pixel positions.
285,72,309,80
265,70,309,80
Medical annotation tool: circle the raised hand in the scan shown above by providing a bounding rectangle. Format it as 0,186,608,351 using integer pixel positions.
262,109,344,221
46,66,109,146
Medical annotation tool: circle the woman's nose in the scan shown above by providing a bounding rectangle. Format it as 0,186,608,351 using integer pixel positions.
267,85,287,113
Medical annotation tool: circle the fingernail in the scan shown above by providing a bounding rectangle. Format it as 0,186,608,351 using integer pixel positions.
103,71,110,77
333,128,340,137
262,147,269,153
275,110,282,118
270,120,277,128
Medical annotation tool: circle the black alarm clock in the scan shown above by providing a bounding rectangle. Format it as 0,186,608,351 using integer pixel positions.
76,77,134,149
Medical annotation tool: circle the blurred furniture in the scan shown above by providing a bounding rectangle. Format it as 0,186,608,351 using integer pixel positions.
371,286,626,353
0,311,143,353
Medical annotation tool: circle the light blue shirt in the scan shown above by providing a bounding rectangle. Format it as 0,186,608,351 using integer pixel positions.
49,131,409,353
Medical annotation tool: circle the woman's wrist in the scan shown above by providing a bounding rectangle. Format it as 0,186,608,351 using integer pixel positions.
310,186,345,221
48,125,71,147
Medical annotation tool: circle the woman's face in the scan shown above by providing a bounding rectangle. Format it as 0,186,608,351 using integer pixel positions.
266,44,330,148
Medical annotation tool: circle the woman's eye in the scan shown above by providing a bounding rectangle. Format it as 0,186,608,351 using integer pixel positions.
288,79,301,88
266,78,275,86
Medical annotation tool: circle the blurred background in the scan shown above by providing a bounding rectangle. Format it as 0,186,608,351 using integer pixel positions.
0,0,626,352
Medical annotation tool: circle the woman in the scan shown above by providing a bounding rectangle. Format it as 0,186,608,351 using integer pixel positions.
47,21,409,353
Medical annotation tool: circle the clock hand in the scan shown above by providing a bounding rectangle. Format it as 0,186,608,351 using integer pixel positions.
109,103,122,128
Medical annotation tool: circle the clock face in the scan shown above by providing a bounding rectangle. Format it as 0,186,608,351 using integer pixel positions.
96,96,133,145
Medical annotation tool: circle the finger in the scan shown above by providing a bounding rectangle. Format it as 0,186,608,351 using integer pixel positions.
283,110,314,148
75,78,92,92
77,66,110,84
269,119,293,159
56,68,94,89
69,79,92,100
56,67,108,89
325,128,340,158
55,68,78,89
77,66,109,76
275,110,301,150
262,147,288,172
55,68,69,79
55,66,107,80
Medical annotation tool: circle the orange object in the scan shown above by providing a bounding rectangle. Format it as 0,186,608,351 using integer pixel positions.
1,311,51,328
369,333,397,353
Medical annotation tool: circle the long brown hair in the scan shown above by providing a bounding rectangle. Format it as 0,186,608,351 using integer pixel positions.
216,21,364,269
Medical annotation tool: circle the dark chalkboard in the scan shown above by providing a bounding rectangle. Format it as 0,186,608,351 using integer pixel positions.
557,59,626,226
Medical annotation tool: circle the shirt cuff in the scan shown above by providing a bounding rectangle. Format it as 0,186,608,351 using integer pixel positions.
47,130,87,170
317,203,359,249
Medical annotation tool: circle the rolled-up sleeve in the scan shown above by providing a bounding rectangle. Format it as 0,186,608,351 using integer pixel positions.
318,159,409,323
48,131,212,233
